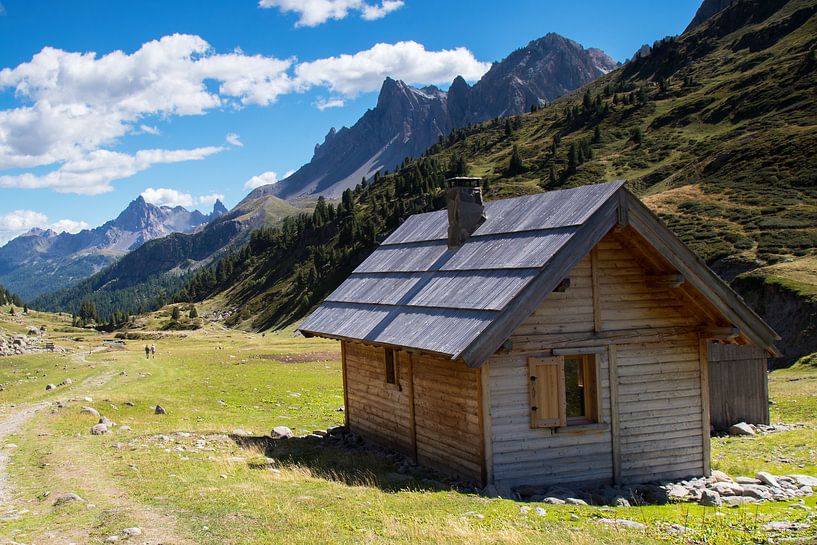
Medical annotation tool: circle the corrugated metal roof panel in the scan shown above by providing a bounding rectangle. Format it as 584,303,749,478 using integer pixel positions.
326,270,538,310
441,228,576,270
299,302,497,356
473,181,624,236
355,240,450,273
381,210,447,245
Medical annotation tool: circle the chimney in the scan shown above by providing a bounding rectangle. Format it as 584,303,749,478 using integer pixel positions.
446,177,486,247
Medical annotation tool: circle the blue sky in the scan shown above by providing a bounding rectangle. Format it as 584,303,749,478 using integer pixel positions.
0,0,701,243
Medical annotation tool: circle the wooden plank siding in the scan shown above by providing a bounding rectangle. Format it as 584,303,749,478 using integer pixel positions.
343,340,483,483
486,232,707,488
344,342,414,455
708,343,770,430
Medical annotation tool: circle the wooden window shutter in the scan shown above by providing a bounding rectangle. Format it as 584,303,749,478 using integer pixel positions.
529,356,566,428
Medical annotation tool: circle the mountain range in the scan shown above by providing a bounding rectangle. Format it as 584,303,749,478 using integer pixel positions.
0,197,227,300
259,33,618,200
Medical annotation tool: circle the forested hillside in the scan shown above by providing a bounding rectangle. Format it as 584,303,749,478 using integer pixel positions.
181,0,817,360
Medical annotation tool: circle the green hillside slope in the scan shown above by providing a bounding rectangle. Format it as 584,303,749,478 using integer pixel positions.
180,0,817,360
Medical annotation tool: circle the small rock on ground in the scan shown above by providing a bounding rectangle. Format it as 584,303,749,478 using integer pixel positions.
599,518,646,530
90,423,108,435
728,422,756,436
271,425,293,439
154,405,166,415
52,493,84,506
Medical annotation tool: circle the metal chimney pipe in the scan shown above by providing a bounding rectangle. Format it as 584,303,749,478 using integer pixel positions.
446,177,486,247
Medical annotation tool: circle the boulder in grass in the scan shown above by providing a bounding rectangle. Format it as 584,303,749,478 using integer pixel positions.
91,423,108,435
728,422,756,436
699,489,721,507
756,471,780,488
52,493,84,506
599,518,646,530
271,426,293,439
791,475,817,487
45,384,56,391
710,470,733,483
154,405,166,415
80,407,100,417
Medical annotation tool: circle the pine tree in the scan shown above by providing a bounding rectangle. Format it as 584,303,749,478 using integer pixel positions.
567,143,578,174
582,89,593,112
171,306,180,321
507,144,525,176
632,127,644,144
593,126,602,144
504,119,513,136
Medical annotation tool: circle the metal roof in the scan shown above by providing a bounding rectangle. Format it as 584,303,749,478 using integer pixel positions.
299,181,626,363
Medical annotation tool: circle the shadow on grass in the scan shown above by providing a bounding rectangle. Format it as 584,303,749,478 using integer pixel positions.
230,433,471,494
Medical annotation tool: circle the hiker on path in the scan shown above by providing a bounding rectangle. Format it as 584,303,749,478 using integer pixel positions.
144,345,150,359
151,344,156,359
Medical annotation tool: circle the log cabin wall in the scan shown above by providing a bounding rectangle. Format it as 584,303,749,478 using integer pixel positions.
343,341,413,455
342,341,483,483
412,352,483,481
486,233,708,488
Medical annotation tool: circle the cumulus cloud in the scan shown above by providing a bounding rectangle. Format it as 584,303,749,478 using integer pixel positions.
0,146,223,195
315,97,345,110
141,187,194,207
226,132,243,147
295,41,490,95
0,209,89,245
141,188,226,209
197,193,225,207
244,171,281,190
259,0,403,27
0,34,487,194
50,218,90,234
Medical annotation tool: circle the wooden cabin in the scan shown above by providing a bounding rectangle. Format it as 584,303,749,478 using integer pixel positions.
299,180,779,491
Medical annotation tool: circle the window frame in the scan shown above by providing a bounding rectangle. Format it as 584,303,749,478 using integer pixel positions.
528,353,600,430
384,347,398,387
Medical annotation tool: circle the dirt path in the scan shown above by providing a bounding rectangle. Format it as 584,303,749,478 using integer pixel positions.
0,402,48,507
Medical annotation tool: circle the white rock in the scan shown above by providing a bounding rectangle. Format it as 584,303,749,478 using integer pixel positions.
791,474,817,487
122,527,142,537
534,506,546,516
710,470,733,483
519,506,531,514
90,423,108,435
756,472,780,488
728,422,756,436
271,426,293,439
80,406,100,417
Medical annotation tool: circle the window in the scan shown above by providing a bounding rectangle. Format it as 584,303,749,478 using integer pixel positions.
564,354,598,425
529,354,598,429
384,348,397,385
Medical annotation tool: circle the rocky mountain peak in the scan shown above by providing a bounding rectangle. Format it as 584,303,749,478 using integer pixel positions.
212,199,228,217
265,33,616,200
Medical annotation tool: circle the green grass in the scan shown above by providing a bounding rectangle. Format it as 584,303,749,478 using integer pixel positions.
1,312,817,544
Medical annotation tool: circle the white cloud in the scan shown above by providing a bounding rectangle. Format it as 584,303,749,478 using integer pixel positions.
0,146,223,195
295,41,490,95
50,218,90,234
197,193,225,207
244,170,281,190
0,34,487,194
360,0,403,20
226,132,243,147
141,188,225,209
259,0,403,27
0,34,293,174
315,97,345,110
0,209,89,244
141,187,194,207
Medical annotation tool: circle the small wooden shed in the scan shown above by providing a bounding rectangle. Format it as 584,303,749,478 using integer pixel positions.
299,180,779,490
